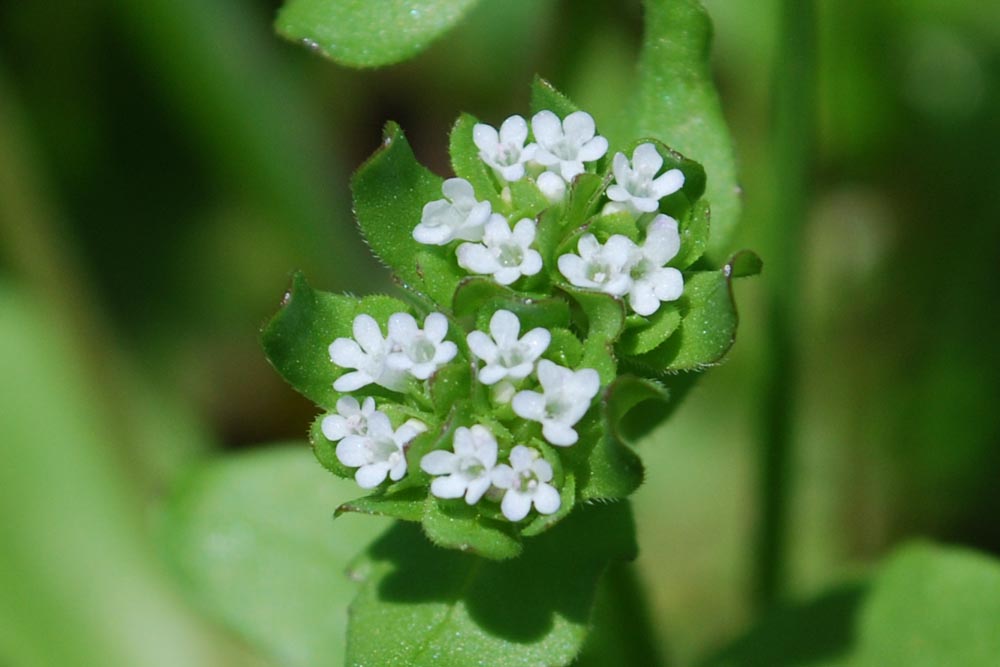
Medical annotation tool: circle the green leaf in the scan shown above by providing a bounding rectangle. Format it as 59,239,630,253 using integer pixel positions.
261,272,411,409
164,445,391,667
852,543,1000,667
672,199,711,270
453,277,571,331
618,303,682,356
530,76,580,117
276,0,481,68
449,112,499,203
563,287,625,385
421,498,523,560
563,173,613,232
347,502,637,667
727,249,763,278
604,375,671,444
634,269,738,372
633,0,742,263
352,122,465,305
336,487,428,522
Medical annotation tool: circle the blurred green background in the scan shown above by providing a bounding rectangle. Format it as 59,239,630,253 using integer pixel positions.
1,0,998,664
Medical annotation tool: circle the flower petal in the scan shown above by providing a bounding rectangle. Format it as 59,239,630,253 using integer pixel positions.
519,328,551,360
651,169,685,199
533,483,561,515
457,243,498,274
421,450,457,475
577,136,609,162
531,110,561,145
355,463,388,489
321,415,349,441
512,390,546,421
352,314,383,353
478,364,508,385
431,475,467,499
473,124,499,153
442,177,476,203
499,114,528,145
490,310,521,347
333,371,372,392
501,490,532,521
542,421,578,446
336,436,370,467
466,331,498,362
329,338,364,369
465,477,492,505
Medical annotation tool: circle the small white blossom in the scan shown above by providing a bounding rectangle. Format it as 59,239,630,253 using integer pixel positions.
512,360,600,446
492,445,561,521
536,171,567,203
557,233,636,296
531,110,608,182
414,178,491,245
466,310,551,385
606,143,685,214
420,425,498,504
321,396,376,442
626,215,684,316
456,215,543,285
336,412,425,488
474,115,536,182
385,312,458,380
330,314,408,392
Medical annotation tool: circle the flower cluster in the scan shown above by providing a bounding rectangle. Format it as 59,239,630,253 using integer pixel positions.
323,107,694,525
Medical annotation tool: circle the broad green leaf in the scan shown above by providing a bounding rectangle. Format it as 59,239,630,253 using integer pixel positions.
261,272,411,409
543,327,585,368
421,498,523,560
347,502,637,667
618,304,682,356
852,543,1000,667
164,445,391,667
509,177,549,221
449,112,499,203
727,249,763,278
276,0,481,68
635,269,738,372
453,277,571,331
633,0,742,264
563,287,625,385
563,173,613,232
530,76,580,118
672,199,711,270
604,375,671,444
336,487,428,522
352,122,465,304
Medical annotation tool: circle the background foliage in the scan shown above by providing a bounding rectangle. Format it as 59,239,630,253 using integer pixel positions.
1,0,998,664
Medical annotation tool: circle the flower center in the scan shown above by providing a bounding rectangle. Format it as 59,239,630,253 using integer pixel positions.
499,346,526,368
586,262,610,284
498,144,520,166
369,437,400,463
545,398,570,421
516,469,540,493
458,456,485,479
409,337,437,364
497,242,524,268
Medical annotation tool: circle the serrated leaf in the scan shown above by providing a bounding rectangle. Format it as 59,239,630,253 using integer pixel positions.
449,112,499,203
530,76,580,117
276,0,481,68
633,0,742,263
543,327,585,368
262,272,411,409
336,487,428,522
618,304,682,357
852,543,1000,667
348,502,637,667
353,122,465,304
635,269,738,372
163,446,391,667
421,498,523,560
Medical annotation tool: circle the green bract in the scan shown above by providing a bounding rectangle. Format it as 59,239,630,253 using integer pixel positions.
262,79,757,563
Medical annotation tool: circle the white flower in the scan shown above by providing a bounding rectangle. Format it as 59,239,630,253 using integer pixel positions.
491,445,561,521
536,171,567,203
321,396,376,442
606,143,685,213
512,360,600,446
329,314,408,392
531,110,608,182
456,215,543,286
413,178,491,245
385,312,458,380
626,215,684,316
557,233,636,297
466,310,551,385
420,425,498,504
335,412,425,488
474,115,536,182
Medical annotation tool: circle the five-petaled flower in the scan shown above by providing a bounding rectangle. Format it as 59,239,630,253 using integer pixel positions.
492,445,561,521
606,142,685,214
421,425,499,504
321,396,376,442
512,360,601,446
557,233,635,297
456,215,542,285
414,178,491,245
329,314,408,392
467,309,551,385
386,312,458,380
531,110,608,182
335,412,425,488
625,214,684,316
474,115,536,183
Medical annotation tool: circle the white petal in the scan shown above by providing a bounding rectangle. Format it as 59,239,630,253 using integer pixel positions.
533,484,561,515
387,312,418,343
355,463,388,489
519,328,551,360
510,218,536,246
321,415,349,441
414,221,454,246
577,136,608,162
478,364,508,385
536,171,566,202
633,143,663,175
499,114,528,145
431,475,467,499
501,491,532,521
651,169,685,198
329,338,364,369
542,421,578,446
336,436,370,467
509,445,537,470
630,281,661,316
519,250,543,277
652,267,684,302
557,254,588,286
388,455,408,481
574,368,601,400
352,314,383,353
394,421,425,445
365,412,393,439
457,243,498,274
559,160,585,182
473,124,499,153
603,235,639,266
490,310,521,347
335,395,361,416
506,362,535,380
562,111,595,143
491,464,516,489
531,110,561,145
606,184,631,203
644,215,681,264
531,457,554,483
536,359,567,389
421,450,457,475
493,267,522,286
465,477,492,505
423,313,449,343
434,341,458,365
482,214,511,245
442,177,476,203
499,163,525,182
512,390,546,420
612,152,629,183
466,331,498,362
333,371,372,392
577,234,600,258
360,397,376,414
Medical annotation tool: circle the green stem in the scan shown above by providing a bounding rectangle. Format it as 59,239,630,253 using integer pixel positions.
753,0,817,610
